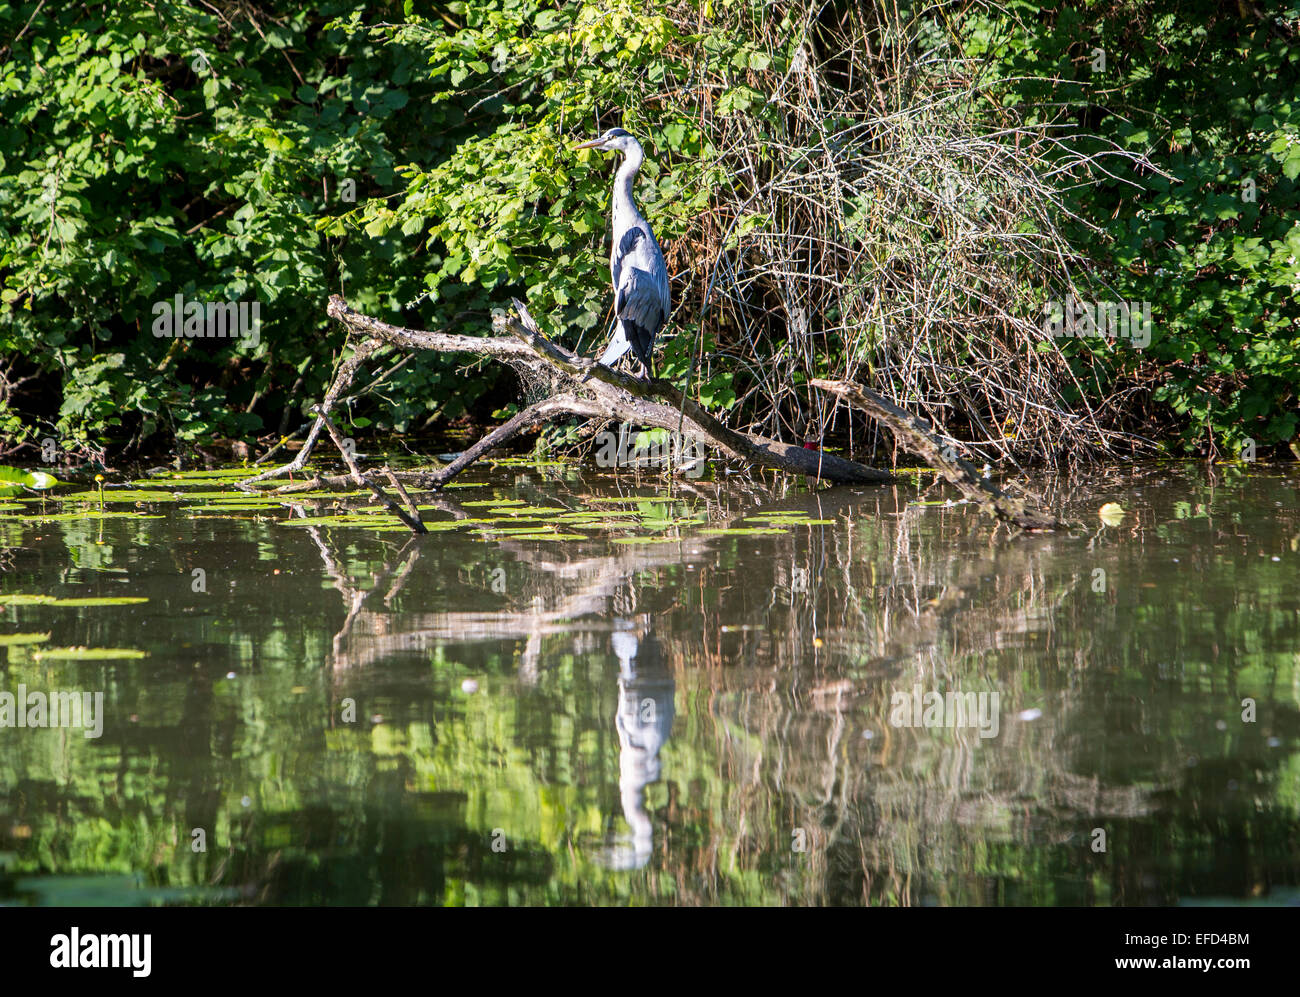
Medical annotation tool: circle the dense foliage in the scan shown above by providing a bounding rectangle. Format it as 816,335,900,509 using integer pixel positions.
969,3,1300,455
1,1,1296,461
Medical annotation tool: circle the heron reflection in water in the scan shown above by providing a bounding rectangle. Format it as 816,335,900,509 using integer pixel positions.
603,628,674,870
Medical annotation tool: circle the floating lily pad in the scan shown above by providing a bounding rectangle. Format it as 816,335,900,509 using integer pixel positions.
612,536,685,545
54,490,183,503
497,532,587,541
9,511,164,522
556,510,640,520
462,499,524,507
0,632,52,646
0,466,60,497
0,595,149,607
476,526,567,536
184,504,284,513
209,490,340,501
129,479,190,488
34,646,149,660
148,467,261,479
700,527,790,536
1098,502,1126,526
176,491,283,501
278,515,402,528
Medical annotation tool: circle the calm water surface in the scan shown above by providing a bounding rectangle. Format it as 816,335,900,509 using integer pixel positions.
1,461,1297,905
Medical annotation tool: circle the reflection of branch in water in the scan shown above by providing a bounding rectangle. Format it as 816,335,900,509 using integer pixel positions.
309,518,701,677
301,474,850,676
285,472,1178,903
298,504,685,870
300,525,422,671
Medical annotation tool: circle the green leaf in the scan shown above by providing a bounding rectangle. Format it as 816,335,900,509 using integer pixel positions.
0,466,61,497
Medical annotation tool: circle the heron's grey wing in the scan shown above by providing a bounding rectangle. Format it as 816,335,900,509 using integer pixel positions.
615,266,665,364
601,227,649,366
610,227,644,291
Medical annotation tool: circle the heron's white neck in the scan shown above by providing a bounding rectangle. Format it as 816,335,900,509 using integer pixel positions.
612,142,646,232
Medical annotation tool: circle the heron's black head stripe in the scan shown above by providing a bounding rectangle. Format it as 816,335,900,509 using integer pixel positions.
606,128,632,138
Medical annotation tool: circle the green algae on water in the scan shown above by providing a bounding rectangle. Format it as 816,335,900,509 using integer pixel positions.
34,646,149,661
0,632,52,646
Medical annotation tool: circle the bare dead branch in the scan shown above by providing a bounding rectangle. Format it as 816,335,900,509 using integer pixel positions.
236,296,895,495
812,378,1064,530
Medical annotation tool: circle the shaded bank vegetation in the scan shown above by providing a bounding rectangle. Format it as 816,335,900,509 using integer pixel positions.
1,1,1297,465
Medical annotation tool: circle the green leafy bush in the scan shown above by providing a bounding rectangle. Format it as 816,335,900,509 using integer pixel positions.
1,1,1296,461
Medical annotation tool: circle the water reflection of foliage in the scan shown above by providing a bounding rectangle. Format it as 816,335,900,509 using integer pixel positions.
1,466,1297,904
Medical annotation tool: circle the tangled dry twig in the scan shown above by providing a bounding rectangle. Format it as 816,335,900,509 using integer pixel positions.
654,1,1162,465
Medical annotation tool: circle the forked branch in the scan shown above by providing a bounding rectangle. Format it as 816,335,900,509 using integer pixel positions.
238,297,895,513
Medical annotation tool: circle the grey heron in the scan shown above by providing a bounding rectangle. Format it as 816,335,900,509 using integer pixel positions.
572,128,670,381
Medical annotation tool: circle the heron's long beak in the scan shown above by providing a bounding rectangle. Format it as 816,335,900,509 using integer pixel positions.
572,138,605,150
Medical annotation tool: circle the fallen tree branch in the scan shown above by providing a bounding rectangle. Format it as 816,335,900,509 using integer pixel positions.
237,296,895,493
238,332,384,489
811,378,1065,530
408,393,608,488
382,467,425,526
484,297,894,487
324,297,539,360
314,405,427,534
